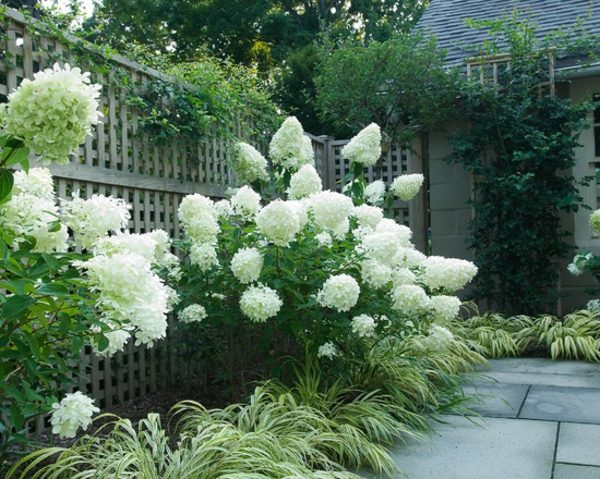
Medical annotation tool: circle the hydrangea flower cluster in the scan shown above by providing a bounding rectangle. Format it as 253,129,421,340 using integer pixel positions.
1,63,101,164
62,194,131,250
317,274,360,312
231,185,262,218
391,174,424,201
341,123,382,166
351,314,376,338
423,324,454,350
179,304,207,324
231,247,263,284
256,200,300,246
77,253,171,347
391,284,431,314
235,142,269,183
430,295,462,321
309,191,354,231
351,204,384,229
50,391,100,439
422,256,478,293
287,164,323,199
364,180,386,205
240,284,283,322
269,116,314,171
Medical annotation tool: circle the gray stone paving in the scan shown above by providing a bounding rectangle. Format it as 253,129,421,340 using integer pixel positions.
392,358,600,479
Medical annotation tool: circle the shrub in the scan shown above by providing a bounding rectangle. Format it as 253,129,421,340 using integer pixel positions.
173,120,479,391
0,64,178,456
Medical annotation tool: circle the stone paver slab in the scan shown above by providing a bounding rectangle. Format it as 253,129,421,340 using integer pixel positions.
461,383,529,418
469,359,600,389
556,423,600,466
553,464,600,479
391,415,556,479
519,385,600,424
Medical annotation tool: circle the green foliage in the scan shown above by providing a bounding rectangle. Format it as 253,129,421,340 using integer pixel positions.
315,32,458,142
449,16,594,314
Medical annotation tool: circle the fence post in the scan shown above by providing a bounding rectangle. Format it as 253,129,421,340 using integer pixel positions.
408,134,428,253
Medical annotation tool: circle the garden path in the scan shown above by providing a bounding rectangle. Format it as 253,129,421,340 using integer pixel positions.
390,358,600,479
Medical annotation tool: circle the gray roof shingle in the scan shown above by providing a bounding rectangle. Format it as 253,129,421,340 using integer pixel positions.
416,0,600,65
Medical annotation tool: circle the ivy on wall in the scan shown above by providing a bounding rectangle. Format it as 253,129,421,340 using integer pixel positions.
449,16,596,314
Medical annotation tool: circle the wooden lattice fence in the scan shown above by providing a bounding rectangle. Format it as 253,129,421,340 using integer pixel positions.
0,7,428,435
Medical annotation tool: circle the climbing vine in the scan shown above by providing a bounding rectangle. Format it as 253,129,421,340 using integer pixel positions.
449,15,596,314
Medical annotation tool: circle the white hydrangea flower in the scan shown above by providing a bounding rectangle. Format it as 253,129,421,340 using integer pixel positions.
12,167,55,200
342,123,382,166
590,209,600,235
317,274,360,312
567,261,583,276
423,324,454,350
316,232,333,247
76,253,170,346
50,391,100,439
361,231,402,266
351,314,376,338
587,299,600,311
422,256,478,293
239,283,282,322
213,199,233,219
178,194,219,244
179,304,207,324
351,204,384,229
308,191,353,231
361,259,392,289
317,341,338,359
256,200,300,246
430,295,462,321
3,63,101,164
287,164,322,199
0,193,68,253
391,267,416,287
231,247,263,284
398,247,427,268
364,180,386,205
391,174,424,201
94,327,131,358
190,243,219,272
62,194,131,249
231,185,261,218
235,142,269,183
391,284,431,313
269,116,314,171
375,218,413,247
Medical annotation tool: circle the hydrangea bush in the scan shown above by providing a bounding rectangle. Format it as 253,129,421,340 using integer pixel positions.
0,65,178,451
176,118,478,387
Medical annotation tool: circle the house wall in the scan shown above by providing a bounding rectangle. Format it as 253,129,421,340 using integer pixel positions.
560,75,600,312
427,77,600,314
427,122,473,261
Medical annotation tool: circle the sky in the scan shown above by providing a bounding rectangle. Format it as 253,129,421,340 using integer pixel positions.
40,0,96,19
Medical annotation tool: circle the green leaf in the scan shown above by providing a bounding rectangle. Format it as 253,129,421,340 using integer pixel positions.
0,168,14,203
36,282,69,296
3,146,30,169
1,294,35,318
